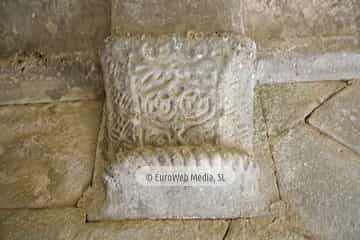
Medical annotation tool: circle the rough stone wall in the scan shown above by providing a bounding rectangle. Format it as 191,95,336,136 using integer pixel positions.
0,1,360,239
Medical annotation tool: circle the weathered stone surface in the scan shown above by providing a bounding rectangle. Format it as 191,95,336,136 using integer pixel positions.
0,0,359,237
102,34,256,155
74,220,228,240
227,217,308,240
82,115,278,220
252,87,282,207
309,81,360,154
89,145,270,219
0,208,85,240
111,0,243,35
0,52,103,105
257,52,360,85
229,229,307,240
256,36,360,56
0,101,102,208
258,81,346,137
79,34,279,219
272,124,360,240
0,208,229,240
0,0,109,57
243,0,358,42
0,207,307,240
111,0,359,43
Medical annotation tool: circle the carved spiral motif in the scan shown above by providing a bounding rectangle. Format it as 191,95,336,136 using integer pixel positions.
179,90,215,123
144,92,176,123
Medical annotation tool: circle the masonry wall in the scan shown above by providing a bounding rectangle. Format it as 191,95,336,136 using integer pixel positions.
0,1,360,239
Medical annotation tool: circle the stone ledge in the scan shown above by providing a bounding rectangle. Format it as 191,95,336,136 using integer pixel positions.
0,52,104,106
1,35,360,106
257,36,360,56
257,50,360,84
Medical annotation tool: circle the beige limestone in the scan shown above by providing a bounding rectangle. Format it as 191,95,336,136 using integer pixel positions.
0,52,103,105
0,208,85,240
227,217,308,240
74,220,229,240
0,208,228,240
0,208,307,240
0,101,102,208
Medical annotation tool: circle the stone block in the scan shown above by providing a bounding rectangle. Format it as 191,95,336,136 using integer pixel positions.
243,0,358,42
258,81,346,137
111,0,243,35
0,208,309,240
0,208,85,240
79,34,279,220
0,0,109,56
74,220,229,240
256,36,360,55
309,81,360,154
0,52,103,105
228,216,308,240
102,34,256,154
272,124,360,240
0,101,102,208
257,51,360,85
0,208,307,240
0,208,229,240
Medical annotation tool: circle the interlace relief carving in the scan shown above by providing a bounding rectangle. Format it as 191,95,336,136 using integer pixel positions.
101,34,257,155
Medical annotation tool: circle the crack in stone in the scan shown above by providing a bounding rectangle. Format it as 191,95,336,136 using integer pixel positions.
74,101,104,209
304,80,348,123
264,81,348,142
90,104,105,187
222,220,232,240
0,98,101,108
258,92,282,201
304,82,360,158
